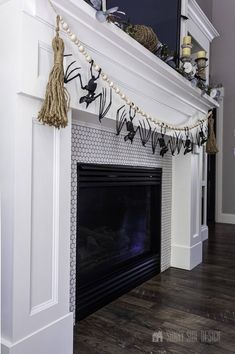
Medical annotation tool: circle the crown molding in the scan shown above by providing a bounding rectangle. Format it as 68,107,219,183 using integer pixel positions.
188,0,220,42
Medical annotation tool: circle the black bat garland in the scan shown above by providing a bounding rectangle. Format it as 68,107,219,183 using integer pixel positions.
64,56,209,157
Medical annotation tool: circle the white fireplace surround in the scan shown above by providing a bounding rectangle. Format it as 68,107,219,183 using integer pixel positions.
0,0,219,353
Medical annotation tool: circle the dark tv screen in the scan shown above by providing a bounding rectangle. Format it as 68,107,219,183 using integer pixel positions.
108,0,181,54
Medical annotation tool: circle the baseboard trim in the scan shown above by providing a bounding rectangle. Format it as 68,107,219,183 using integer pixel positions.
1,313,73,354
171,242,202,270
217,213,235,225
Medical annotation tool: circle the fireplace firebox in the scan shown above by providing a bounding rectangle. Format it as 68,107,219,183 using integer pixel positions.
76,164,162,321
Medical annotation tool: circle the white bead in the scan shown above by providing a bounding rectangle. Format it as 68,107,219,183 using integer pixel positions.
70,34,77,42
115,88,120,94
146,114,150,119
121,94,126,100
62,22,69,31
78,45,85,53
109,81,114,88
75,39,80,45
126,99,131,105
86,55,92,62
102,74,107,81
67,29,72,35
94,65,100,71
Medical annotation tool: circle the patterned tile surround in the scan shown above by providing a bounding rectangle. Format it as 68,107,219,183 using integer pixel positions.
70,121,172,314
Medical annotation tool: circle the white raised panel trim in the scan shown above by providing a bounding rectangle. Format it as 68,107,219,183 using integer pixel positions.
37,40,53,79
188,0,219,42
30,119,60,316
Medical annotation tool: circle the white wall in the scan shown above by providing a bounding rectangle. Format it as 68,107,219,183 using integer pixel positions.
196,0,213,20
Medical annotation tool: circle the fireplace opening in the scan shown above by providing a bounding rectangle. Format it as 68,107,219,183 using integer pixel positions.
76,164,162,321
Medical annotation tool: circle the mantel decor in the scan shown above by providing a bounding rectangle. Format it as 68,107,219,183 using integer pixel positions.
38,2,218,156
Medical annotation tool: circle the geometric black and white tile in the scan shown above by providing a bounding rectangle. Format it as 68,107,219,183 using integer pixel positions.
70,121,172,316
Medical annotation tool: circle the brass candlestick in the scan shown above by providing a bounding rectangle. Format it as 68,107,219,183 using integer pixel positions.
181,36,192,63
195,51,208,81
180,36,195,78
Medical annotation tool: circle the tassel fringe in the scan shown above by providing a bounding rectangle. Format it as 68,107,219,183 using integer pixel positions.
38,16,70,129
206,113,218,154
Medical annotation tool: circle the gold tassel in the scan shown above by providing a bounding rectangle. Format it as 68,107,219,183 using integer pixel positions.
38,15,70,129
206,113,218,154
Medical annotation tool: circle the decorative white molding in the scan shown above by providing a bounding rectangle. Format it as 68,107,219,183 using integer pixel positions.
171,241,202,270
188,0,219,42
29,120,60,315
1,313,73,354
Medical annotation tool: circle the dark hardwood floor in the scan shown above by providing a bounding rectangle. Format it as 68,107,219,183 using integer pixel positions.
74,223,235,354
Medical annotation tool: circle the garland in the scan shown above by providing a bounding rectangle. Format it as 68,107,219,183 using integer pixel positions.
39,1,218,155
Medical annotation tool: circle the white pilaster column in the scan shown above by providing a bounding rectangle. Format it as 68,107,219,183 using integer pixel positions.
171,148,203,270
0,2,73,350
1,94,73,354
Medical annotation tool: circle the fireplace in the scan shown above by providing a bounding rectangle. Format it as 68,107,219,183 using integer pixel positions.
76,163,162,321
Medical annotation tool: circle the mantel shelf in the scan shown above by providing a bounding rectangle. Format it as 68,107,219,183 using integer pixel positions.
20,0,219,126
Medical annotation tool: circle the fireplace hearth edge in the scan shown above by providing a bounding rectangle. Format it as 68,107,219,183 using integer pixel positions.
76,164,162,321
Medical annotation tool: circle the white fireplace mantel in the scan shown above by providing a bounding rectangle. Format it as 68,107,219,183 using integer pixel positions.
19,0,219,126
0,1,219,354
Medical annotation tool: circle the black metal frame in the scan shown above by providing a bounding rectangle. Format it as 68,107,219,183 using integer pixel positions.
76,163,162,321
176,0,182,67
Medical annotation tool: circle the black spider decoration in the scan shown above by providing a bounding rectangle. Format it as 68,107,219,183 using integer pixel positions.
99,88,112,122
139,119,152,146
64,59,112,121
158,135,169,157
152,129,159,154
151,127,169,157
169,132,183,156
183,128,194,155
116,105,152,145
115,105,137,142
116,105,127,135
64,60,81,83
124,106,137,143
196,121,208,146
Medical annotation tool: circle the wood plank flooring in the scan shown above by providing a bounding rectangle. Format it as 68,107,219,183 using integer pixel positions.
74,223,235,354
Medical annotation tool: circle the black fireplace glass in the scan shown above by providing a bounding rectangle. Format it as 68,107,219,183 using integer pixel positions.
79,184,157,281
76,164,161,320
